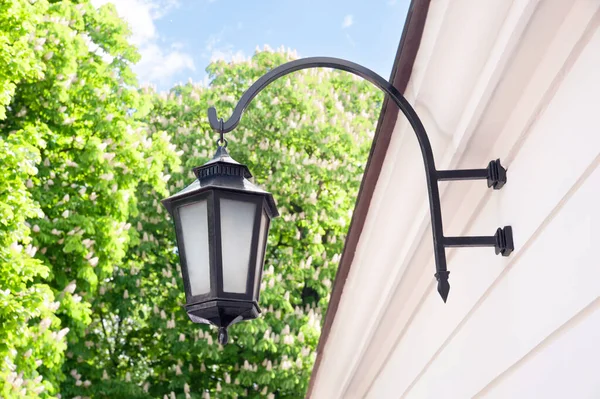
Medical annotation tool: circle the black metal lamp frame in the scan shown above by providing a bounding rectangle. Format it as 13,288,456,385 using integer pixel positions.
207,57,514,302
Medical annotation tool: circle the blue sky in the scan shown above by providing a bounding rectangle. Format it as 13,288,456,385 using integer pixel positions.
95,0,410,90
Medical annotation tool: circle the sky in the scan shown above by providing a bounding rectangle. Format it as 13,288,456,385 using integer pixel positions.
93,0,411,90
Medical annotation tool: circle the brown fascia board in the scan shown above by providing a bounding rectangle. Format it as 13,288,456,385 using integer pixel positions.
305,0,431,397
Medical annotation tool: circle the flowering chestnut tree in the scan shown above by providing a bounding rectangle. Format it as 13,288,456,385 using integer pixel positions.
1,1,177,397
1,1,381,397
72,49,382,398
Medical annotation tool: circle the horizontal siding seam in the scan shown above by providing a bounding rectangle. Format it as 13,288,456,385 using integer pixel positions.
472,296,600,398
400,153,600,399
394,10,600,396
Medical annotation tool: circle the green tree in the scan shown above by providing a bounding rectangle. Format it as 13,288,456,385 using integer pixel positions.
1,1,382,397
71,48,382,398
0,1,177,397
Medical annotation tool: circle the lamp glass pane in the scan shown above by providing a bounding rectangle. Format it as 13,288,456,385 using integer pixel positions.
253,210,268,297
178,200,210,296
220,198,257,293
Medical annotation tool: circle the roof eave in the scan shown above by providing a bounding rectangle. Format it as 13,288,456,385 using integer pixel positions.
305,0,432,396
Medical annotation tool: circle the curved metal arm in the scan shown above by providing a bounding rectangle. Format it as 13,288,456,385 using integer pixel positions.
208,57,512,302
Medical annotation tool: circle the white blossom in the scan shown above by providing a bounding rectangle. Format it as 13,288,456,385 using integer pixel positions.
281,359,292,370
88,257,99,267
57,328,69,340
33,385,45,394
103,152,115,161
123,290,129,299
25,244,37,257
64,280,76,294
283,334,294,345
12,376,24,389
10,242,22,253
39,318,52,331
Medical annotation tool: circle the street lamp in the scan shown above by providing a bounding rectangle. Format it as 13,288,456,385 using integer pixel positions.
163,57,514,342
162,144,278,345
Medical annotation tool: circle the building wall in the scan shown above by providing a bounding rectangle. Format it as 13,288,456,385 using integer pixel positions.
309,1,600,398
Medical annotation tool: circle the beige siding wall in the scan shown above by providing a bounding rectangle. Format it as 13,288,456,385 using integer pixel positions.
310,1,600,398
369,27,600,397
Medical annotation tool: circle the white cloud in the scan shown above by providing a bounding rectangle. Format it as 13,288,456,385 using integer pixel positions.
342,14,354,29
91,0,195,86
210,49,246,63
345,33,356,47
203,29,246,63
136,43,195,84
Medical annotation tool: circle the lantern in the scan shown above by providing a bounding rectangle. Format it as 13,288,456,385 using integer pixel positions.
162,145,278,344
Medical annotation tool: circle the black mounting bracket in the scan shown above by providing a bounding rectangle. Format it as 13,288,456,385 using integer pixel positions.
206,57,515,303
437,159,507,190
444,226,514,256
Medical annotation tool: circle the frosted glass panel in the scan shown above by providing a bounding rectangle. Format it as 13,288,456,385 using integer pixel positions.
253,210,268,297
220,198,256,293
178,200,210,296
